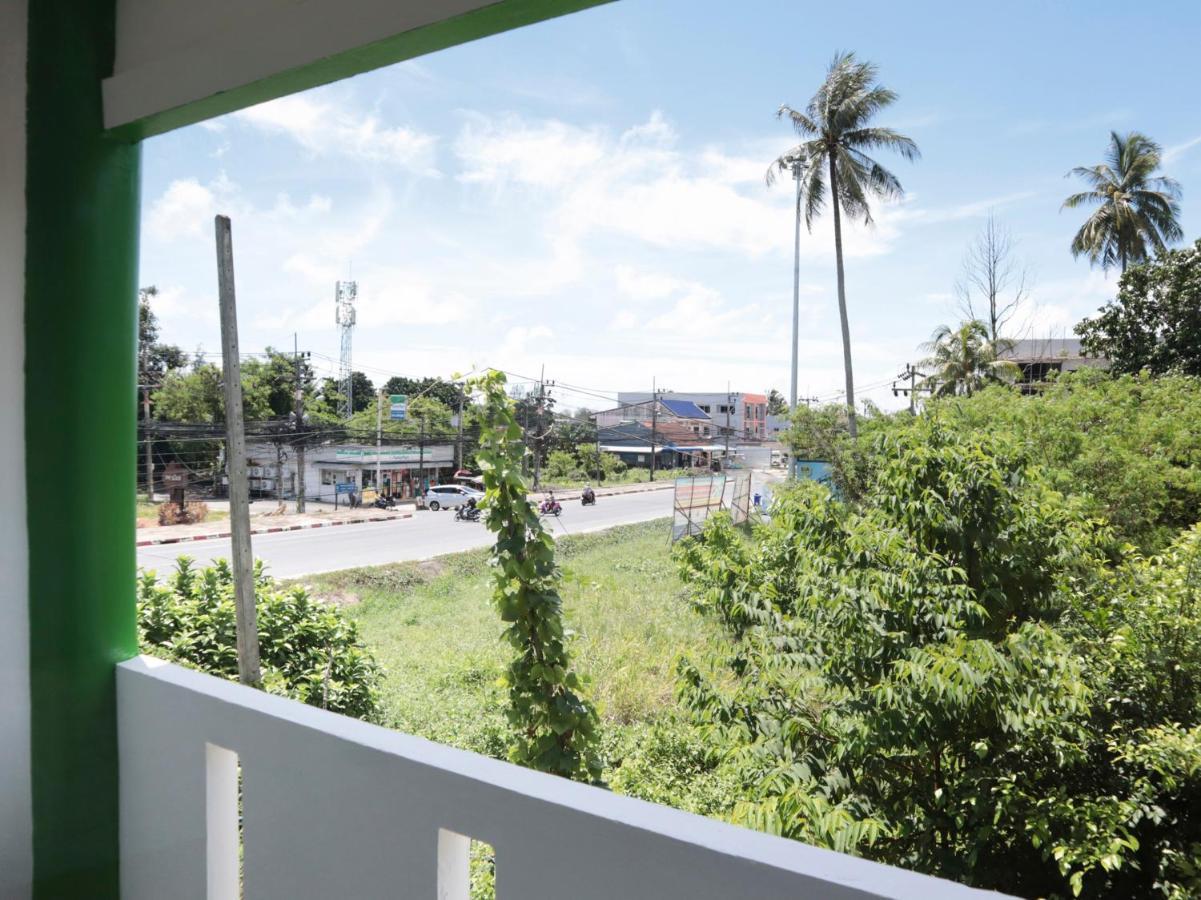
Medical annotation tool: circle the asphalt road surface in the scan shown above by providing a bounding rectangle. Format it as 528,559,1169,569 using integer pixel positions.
136,488,675,579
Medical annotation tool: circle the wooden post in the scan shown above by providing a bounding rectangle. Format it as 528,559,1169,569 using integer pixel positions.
215,215,262,687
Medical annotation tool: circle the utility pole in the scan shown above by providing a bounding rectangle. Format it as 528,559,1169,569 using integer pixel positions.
789,157,805,410
214,214,261,688
724,383,732,465
650,377,659,482
418,416,426,494
892,364,928,415
375,387,383,495
293,333,307,513
534,364,545,491
455,383,465,471
142,386,154,502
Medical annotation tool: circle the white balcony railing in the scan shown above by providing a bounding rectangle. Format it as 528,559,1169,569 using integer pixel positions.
118,656,1008,899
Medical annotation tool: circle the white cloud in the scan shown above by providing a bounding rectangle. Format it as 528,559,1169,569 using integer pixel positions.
1164,133,1201,165
146,177,220,240
235,93,439,175
614,265,681,300
455,114,607,189
455,111,902,262
907,189,1038,224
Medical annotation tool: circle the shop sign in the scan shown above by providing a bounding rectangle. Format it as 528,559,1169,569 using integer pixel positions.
335,482,356,495
335,447,423,463
389,394,407,420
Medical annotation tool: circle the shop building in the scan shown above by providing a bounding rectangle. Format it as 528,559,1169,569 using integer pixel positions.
245,443,455,502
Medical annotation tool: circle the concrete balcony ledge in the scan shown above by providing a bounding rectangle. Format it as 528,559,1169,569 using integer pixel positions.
118,656,1009,899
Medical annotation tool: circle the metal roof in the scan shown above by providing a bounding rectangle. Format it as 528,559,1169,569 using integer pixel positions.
659,398,711,419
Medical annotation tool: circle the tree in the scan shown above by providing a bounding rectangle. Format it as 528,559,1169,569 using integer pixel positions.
345,394,453,440
769,51,919,439
138,286,187,417
910,368,1201,552
955,214,1032,342
239,347,317,418
319,371,375,417
676,416,1201,897
1076,238,1201,376
766,389,788,416
920,319,1018,397
154,358,280,424
381,376,464,411
1062,131,1183,272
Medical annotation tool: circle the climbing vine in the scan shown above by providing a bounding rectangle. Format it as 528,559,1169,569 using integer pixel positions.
466,370,602,781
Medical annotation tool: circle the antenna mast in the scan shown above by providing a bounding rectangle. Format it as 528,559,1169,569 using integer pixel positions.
335,280,357,419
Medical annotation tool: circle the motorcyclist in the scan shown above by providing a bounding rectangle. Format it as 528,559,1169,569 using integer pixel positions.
582,484,595,504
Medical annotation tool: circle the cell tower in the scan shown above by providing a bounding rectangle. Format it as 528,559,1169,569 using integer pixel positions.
335,280,357,419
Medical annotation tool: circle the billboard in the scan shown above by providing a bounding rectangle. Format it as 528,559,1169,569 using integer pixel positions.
389,394,407,420
671,474,727,541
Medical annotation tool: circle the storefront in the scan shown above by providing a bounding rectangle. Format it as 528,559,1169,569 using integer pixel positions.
310,444,456,502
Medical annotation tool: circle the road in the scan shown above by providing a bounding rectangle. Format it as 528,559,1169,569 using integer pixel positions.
136,488,675,579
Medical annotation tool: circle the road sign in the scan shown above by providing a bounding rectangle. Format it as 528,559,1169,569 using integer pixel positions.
335,482,356,495
389,394,407,420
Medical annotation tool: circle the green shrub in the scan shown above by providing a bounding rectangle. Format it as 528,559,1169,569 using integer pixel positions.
608,719,739,817
545,449,582,481
676,415,1201,898
138,556,384,722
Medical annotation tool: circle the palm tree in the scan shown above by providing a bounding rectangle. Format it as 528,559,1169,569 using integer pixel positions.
768,51,919,439
920,320,1019,398
1062,131,1183,272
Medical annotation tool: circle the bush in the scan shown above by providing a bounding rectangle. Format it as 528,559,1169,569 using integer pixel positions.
157,500,209,525
915,370,1201,552
545,449,582,481
138,556,384,722
675,414,1201,898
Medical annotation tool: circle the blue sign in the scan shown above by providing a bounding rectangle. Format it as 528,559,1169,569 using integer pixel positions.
793,459,834,485
389,394,407,421
335,482,356,495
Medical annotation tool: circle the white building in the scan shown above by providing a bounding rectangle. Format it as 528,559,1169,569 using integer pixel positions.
617,391,769,440
246,442,455,502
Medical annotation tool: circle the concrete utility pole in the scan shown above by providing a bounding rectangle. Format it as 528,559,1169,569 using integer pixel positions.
790,157,805,410
294,333,306,513
142,386,154,502
892,364,928,415
649,377,659,482
418,416,426,494
455,383,465,471
724,384,732,465
534,364,545,490
375,387,383,495
215,214,261,688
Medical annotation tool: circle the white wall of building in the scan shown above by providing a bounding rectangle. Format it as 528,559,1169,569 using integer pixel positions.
618,392,761,439
0,0,32,894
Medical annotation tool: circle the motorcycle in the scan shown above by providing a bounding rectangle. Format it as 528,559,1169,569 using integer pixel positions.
581,489,596,506
455,502,481,523
539,497,563,517
373,495,396,510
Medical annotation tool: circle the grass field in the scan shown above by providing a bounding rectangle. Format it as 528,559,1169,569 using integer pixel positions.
298,519,737,812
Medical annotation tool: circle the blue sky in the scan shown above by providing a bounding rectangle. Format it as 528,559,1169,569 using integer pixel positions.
139,0,1201,412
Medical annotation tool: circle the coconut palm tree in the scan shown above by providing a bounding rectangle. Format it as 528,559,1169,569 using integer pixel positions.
768,52,919,439
920,320,1019,398
1062,131,1183,272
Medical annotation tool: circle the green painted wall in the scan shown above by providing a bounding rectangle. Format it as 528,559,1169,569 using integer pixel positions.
25,0,140,893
